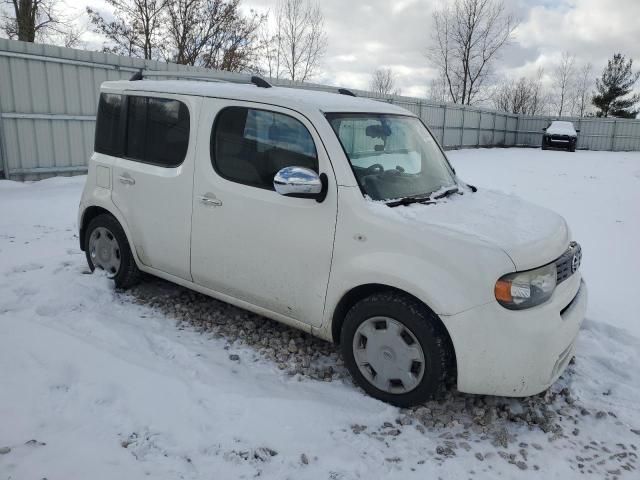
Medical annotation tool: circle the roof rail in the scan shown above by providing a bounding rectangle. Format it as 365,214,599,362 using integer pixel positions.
338,88,356,97
137,70,231,83
127,69,273,88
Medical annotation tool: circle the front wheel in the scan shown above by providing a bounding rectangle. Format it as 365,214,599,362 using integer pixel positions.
85,213,141,289
340,291,453,407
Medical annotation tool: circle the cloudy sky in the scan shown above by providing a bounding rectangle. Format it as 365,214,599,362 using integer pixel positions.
47,0,640,98
240,0,639,98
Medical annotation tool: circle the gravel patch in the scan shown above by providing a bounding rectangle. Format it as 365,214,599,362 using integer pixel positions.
126,278,639,478
128,279,346,382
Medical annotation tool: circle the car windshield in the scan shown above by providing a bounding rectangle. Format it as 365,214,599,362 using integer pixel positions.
325,113,456,202
547,121,576,133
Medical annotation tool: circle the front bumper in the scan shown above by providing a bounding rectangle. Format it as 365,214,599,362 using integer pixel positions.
443,273,587,396
544,135,577,148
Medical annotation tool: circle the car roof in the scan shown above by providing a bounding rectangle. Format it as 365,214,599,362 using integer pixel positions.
550,120,574,125
100,80,412,116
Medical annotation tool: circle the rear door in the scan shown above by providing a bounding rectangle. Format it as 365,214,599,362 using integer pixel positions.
111,93,197,280
190,99,337,326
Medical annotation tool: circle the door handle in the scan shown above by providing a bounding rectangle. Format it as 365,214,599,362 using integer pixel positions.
118,175,135,185
198,195,222,207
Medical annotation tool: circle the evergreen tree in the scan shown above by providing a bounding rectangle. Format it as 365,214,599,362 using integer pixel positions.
592,53,640,118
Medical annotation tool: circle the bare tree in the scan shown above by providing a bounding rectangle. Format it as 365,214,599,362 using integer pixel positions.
200,5,264,72
573,62,593,117
59,21,85,48
528,67,546,115
165,0,205,64
492,68,546,115
552,51,576,116
493,77,530,114
165,0,264,71
259,11,283,79
369,68,400,96
427,0,518,105
87,0,168,60
275,0,327,82
1,0,74,43
426,71,449,102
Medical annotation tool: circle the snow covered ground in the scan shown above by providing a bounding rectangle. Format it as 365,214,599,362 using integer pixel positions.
452,148,640,338
1,148,639,479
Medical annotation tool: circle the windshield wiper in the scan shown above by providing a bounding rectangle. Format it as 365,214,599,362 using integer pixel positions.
386,185,461,207
432,186,460,199
386,195,434,208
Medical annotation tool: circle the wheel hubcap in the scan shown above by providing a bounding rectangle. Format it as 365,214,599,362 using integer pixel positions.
352,316,425,394
88,226,121,278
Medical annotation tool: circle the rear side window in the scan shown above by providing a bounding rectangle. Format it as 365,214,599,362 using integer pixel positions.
95,93,124,156
125,96,190,167
94,93,190,167
211,107,318,189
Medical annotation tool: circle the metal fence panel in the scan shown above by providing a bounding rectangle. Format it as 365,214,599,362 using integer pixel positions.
518,117,546,147
615,120,640,151
461,110,478,146
478,112,493,147
423,105,446,142
580,119,613,150
1,38,640,180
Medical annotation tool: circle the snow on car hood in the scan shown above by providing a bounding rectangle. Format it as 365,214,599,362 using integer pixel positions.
546,122,577,136
372,188,570,270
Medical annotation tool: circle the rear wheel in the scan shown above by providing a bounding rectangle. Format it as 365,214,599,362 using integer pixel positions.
85,214,141,289
340,291,452,407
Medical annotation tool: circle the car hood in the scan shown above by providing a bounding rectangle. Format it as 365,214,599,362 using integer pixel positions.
386,188,570,270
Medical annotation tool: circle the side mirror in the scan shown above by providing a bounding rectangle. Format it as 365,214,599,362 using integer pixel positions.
576,129,580,133
274,166,328,202
542,127,547,131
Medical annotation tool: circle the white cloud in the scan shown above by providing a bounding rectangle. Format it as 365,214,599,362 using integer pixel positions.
513,0,640,75
49,0,640,99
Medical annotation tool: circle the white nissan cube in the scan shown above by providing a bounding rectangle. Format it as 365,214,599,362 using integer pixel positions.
78,76,587,407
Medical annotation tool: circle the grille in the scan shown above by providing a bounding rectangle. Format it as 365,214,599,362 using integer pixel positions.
555,242,582,285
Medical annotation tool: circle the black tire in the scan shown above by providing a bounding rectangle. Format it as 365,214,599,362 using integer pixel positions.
541,144,548,150
84,213,141,289
569,145,576,152
340,291,453,407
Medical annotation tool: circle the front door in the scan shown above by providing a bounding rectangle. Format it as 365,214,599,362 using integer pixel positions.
190,99,337,326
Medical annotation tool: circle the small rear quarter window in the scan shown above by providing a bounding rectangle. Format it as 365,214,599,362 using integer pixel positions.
124,96,190,167
145,97,190,167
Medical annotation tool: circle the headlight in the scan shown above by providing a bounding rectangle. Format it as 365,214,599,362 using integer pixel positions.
495,263,557,310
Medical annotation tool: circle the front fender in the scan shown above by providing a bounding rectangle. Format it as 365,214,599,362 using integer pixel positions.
321,186,516,341
319,246,512,342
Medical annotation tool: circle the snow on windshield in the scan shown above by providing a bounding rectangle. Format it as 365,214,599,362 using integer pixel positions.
547,121,577,135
